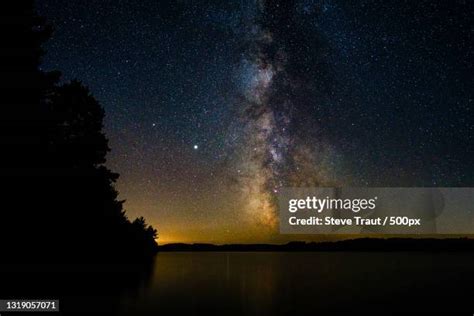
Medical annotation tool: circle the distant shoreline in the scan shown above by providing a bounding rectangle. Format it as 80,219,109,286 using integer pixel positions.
158,238,474,252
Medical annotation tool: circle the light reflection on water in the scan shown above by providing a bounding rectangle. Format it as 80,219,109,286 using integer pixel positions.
119,251,474,315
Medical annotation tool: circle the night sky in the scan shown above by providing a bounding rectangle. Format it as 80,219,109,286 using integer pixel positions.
37,0,473,243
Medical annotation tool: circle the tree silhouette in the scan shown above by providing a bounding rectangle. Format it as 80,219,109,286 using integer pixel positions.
0,1,158,262
0,1,59,171
48,81,110,169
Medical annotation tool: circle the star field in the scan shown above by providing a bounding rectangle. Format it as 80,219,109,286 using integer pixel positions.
37,0,473,243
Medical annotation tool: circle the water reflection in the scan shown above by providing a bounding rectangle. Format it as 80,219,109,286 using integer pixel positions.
1,252,473,315
119,252,474,315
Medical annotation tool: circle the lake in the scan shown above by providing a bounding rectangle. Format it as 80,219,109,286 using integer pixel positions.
118,252,474,315
1,252,473,315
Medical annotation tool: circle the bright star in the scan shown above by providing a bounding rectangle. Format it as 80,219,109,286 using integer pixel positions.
193,144,198,150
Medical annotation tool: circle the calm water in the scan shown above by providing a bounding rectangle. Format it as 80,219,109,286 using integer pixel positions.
1,252,473,315
117,252,474,315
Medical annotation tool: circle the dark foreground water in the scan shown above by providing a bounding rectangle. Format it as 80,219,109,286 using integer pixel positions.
1,252,474,315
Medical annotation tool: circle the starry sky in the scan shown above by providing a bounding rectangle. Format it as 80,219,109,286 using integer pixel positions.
37,0,473,243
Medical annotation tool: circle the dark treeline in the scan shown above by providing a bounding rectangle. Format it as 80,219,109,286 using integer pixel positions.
0,1,157,262
159,238,474,252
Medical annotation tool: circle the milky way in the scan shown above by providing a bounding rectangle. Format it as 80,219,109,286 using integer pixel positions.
39,0,473,243
230,1,343,229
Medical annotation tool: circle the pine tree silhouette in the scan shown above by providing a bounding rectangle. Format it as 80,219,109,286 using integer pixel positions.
0,1,158,262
